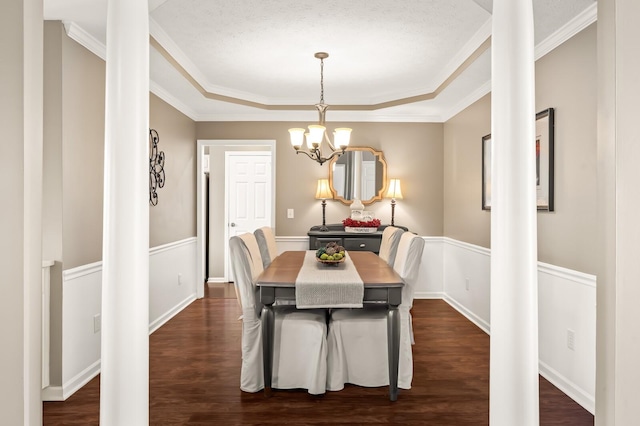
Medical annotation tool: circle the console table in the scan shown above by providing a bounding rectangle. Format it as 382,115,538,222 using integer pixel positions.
307,224,409,254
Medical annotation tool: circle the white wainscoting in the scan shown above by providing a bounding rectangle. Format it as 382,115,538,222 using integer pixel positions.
274,236,308,253
42,237,197,401
440,237,596,414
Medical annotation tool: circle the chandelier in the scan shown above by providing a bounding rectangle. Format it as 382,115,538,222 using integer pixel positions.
289,52,352,166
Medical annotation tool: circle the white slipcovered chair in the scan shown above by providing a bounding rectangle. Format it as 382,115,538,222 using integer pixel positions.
229,233,328,394
254,226,278,268
326,232,425,391
378,226,405,266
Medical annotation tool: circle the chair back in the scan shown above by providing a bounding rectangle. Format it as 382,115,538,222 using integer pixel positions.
229,233,264,318
393,233,425,308
254,226,278,268
378,226,405,265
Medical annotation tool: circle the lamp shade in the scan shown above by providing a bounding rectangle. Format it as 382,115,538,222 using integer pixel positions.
333,128,352,148
307,125,326,148
289,128,305,149
315,178,333,199
385,179,403,200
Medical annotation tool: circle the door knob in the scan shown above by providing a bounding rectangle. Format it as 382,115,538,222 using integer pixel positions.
230,223,237,227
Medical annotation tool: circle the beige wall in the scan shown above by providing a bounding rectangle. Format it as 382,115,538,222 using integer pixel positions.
443,94,492,246
535,23,597,274
444,23,597,274
60,24,106,269
196,122,444,239
43,23,198,270
149,94,197,247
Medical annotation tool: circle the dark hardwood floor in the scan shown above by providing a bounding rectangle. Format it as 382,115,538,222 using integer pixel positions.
43,284,594,425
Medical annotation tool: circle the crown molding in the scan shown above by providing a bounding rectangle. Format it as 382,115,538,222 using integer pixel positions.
431,18,492,94
63,21,105,61
149,18,272,105
442,80,492,122
149,81,199,121
194,110,442,123
535,2,597,61
440,4,597,122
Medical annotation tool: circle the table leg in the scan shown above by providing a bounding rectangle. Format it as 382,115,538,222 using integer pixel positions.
261,304,274,397
387,305,400,401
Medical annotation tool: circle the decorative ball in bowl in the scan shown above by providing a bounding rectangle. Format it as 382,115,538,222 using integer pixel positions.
316,242,346,266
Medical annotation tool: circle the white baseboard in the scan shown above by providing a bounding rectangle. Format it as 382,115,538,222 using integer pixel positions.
539,361,595,414
149,294,197,335
443,295,491,334
62,360,101,401
414,291,445,299
207,277,226,283
41,386,64,401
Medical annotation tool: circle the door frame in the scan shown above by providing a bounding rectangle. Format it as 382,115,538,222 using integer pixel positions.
196,139,276,298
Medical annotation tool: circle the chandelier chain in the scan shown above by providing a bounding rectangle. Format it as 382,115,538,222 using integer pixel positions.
319,57,324,104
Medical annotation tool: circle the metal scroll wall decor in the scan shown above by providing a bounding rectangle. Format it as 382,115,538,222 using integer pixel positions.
149,128,165,206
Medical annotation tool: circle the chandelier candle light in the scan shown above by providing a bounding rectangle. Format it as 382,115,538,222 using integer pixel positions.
289,52,352,165
385,179,403,226
315,178,333,231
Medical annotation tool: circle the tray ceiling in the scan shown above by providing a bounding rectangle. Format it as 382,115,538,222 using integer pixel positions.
44,0,596,122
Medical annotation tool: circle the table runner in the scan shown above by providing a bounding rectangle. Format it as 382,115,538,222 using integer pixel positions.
295,251,364,309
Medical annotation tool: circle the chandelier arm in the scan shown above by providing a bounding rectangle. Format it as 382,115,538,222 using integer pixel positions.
296,149,328,165
323,132,337,151
322,149,346,165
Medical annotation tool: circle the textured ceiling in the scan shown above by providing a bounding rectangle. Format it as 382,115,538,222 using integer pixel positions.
44,0,597,122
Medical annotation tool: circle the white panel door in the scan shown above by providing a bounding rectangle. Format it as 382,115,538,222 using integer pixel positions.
226,152,272,279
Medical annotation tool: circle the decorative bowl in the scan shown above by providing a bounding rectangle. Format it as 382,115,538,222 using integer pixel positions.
316,256,346,266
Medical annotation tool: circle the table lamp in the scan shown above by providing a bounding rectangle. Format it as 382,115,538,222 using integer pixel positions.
315,178,333,231
385,179,403,226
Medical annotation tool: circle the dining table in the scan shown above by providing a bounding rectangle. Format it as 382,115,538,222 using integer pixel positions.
256,250,405,401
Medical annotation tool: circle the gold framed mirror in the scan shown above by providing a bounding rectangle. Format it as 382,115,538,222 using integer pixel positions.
328,147,388,205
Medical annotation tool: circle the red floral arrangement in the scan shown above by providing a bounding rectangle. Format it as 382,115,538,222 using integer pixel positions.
342,218,381,228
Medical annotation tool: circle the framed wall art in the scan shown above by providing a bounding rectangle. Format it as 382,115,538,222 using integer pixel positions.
534,108,555,211
481,134,492,210
482,107,555,211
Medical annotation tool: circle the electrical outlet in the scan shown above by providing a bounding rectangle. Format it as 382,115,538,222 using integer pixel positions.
93,314,101,333
465,278,470,291
567,329,575,351
178,273,183,286
287,209,294,219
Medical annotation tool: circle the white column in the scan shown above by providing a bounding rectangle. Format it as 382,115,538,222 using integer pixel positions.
490,1,539,425
100,0,149,424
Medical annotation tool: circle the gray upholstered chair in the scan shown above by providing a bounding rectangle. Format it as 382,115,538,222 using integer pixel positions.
326,232,425,391
254,226,278,268
378,226,405,266
229,233,328,394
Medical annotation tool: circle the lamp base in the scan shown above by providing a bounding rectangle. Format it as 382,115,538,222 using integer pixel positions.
390,199,396,226
320,199,329,231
